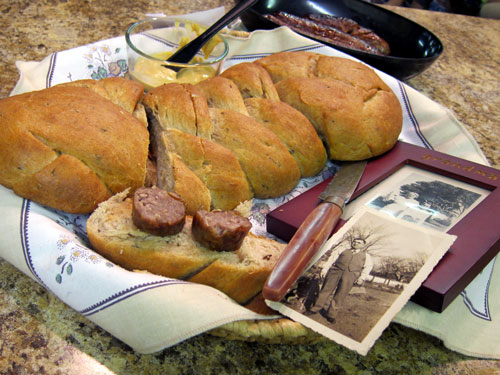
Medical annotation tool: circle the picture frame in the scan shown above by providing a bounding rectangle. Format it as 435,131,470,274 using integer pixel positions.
267,141,500,312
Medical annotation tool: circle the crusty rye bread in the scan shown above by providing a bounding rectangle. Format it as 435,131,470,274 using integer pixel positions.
0,81,149,213
58,77,144,114
196,76,249,115
220,62,280,101
194,76,327,179
191,77,327,179
170,153,212,215
255,51,318,83
209,108,301,198
165,128,253,210
255,51,393,97
143,81,303,202
86,191,285,304
255,51,403,160
244,98,327,177
142,83,212,139
143,82,254,211
275,77,402,160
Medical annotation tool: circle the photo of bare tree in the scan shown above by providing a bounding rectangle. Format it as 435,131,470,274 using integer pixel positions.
367,172,483,231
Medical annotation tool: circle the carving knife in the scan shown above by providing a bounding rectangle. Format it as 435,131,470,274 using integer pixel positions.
262,160,367,302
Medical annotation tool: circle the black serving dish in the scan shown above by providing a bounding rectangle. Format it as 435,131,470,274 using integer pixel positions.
240,0,443,80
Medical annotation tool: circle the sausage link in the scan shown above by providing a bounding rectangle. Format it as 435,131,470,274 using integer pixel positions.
192,210,252,252
132,187,186,236
264,12,390,56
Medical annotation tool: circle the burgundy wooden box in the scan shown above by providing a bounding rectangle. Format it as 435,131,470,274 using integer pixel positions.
267,142,500,312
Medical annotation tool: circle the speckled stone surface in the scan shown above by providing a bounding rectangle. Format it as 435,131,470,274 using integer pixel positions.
0,1,499,374
388,6,500,169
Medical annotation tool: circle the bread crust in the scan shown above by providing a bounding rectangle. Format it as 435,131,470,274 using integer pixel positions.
209,108,301,198
58,77,144,113
170,153,211,215
276,77,402,160
220,62,280,101
143,82,254,210
166,128,253,210
142,83,212,138
196,76,249,115
255,51,318,83
244,98,327,177
255,51,402,160
86,191,284,303
15,154,111,213
0,82,149,213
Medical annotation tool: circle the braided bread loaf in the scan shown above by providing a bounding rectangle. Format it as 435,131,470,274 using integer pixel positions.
0,78,149,213
86,53,401,309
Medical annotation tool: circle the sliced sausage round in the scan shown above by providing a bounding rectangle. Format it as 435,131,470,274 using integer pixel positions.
132,187,185,236
192,210,252,252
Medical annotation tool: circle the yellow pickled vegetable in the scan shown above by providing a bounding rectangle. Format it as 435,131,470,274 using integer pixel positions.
131,51,217,90
129,21,223,90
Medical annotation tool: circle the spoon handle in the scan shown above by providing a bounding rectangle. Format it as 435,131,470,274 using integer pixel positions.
167,0,259,64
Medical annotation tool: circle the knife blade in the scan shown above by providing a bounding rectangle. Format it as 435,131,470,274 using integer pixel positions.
262,160,367,302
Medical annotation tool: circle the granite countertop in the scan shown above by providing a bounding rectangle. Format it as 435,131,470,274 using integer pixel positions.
1,1,499,374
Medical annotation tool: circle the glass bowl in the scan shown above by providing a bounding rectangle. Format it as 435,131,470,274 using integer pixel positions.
125,18,229,90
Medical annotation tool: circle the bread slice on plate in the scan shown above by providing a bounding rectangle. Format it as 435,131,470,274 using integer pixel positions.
86,191,285,304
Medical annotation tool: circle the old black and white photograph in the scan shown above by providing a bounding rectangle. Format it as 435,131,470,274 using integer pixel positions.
367,172,482,231
342,165,489,232
266,207,456,355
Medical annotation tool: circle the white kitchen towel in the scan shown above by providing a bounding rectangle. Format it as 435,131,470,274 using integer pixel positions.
2,11,499,358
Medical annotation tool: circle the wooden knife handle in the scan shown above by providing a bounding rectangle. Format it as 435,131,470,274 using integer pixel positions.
262,202,342,302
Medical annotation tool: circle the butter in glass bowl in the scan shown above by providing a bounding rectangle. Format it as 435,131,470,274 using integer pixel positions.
125,18,229,90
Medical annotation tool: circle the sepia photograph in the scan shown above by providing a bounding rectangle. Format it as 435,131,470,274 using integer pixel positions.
267,207,456,355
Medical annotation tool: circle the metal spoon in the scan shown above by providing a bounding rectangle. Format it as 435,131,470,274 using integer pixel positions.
167,0,259,65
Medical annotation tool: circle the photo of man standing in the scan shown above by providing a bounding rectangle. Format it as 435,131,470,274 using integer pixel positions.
309,238,373,323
